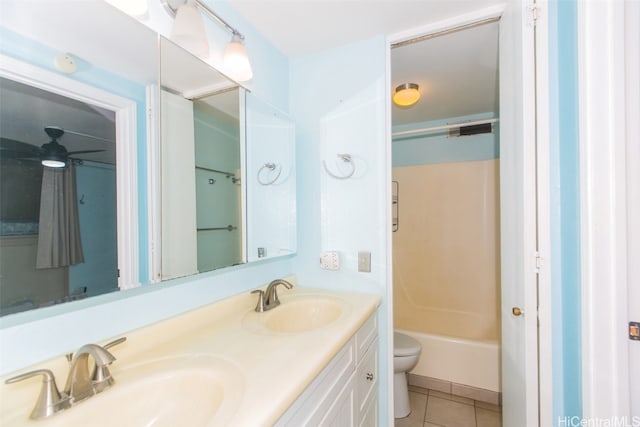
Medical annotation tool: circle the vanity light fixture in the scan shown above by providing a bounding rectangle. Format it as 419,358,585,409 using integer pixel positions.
162,0,254,82
393,83,420,107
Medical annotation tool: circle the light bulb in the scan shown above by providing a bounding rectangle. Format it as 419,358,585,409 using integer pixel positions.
171,3,209,58
223,34,253,82
42,159,66,168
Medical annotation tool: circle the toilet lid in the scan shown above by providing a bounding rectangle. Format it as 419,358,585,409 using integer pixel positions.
394,332,421,356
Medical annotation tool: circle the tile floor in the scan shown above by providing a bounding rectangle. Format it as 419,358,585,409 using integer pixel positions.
395,386,502,427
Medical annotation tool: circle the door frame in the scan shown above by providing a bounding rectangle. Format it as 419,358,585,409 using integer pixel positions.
386,2,552,425
577,0,633,417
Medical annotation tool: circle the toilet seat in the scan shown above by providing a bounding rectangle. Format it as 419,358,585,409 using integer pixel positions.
394,332,421,357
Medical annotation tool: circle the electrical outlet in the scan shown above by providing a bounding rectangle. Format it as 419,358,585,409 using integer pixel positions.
358,251,371,272
320,251,340,270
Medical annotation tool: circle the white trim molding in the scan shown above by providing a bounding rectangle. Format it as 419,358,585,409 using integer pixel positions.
533,1,553,424
578,0,630,419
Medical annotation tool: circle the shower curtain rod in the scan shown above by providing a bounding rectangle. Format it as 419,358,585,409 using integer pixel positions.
392,118,499,139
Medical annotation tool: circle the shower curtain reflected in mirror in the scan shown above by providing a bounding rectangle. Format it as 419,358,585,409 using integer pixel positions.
36,162,84,269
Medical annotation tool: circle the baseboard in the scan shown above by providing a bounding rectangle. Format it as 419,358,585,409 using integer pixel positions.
408,373,501,406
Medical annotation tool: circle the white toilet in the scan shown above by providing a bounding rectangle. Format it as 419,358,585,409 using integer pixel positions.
393,331,422,418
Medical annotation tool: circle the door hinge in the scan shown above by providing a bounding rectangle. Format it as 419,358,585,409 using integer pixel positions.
534,252,542,273
528,3,540,26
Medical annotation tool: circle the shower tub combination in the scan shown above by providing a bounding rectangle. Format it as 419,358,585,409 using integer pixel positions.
392,159,501,400
394,298,501,396
396,325,500,395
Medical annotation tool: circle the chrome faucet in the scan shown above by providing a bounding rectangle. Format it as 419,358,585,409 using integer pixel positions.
64,343,116,403
251,279,293,312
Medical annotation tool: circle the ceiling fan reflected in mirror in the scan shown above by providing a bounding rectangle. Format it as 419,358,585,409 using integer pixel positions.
1,126,108,168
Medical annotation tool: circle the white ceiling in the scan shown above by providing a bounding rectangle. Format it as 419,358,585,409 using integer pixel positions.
227,0,501,125
391,21,499,125
226,0,502,58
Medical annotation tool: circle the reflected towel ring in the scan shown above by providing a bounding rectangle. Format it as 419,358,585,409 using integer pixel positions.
322,153,355,179
257,162,282,185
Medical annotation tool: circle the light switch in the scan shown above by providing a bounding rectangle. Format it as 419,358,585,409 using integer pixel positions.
358,251,371,273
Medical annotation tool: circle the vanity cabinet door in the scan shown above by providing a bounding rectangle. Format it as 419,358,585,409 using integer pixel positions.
357,339,379,426
360,394,378,427
314,374,356,426
274,338,355,426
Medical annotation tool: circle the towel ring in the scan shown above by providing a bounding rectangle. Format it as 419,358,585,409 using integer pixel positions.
257,162,282,185
322,153,355,179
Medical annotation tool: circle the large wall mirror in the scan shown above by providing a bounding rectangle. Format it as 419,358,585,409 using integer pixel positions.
0,1,157,316
0,1,296,318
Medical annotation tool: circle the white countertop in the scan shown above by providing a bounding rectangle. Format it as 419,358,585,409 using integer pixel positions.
0,285,381,426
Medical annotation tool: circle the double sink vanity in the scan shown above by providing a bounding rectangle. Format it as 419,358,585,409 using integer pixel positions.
1,281,380,426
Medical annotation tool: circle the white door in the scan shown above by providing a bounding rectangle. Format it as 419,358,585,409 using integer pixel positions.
499,1,540,426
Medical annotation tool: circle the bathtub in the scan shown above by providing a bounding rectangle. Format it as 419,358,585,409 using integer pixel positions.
396,328,501,392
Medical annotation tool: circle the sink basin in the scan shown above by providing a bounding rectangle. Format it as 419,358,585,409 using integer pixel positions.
29,355,244,427
243,295,347,334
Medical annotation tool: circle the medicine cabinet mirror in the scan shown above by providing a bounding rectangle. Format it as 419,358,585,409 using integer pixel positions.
159,36,245,280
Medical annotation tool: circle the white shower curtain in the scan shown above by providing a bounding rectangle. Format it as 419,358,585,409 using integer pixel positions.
36,163,84,269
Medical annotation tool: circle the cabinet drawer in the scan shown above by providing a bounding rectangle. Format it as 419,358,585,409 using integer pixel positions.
356,338,378,416
355,313,377,361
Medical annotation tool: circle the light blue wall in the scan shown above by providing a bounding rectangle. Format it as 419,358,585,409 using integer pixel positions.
290,36,391,422
549,0,582,422
392,112,499,167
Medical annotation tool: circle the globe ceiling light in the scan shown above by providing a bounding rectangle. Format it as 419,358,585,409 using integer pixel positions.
393,83,420,107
